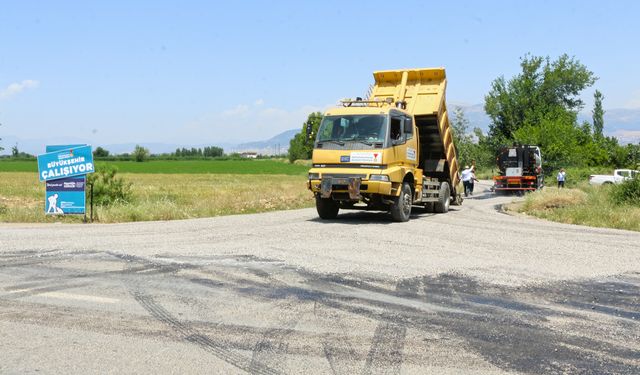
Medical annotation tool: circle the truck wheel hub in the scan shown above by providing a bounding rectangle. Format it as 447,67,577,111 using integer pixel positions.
402,193,412,214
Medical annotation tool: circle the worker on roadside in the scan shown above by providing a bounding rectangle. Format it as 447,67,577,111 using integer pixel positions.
469,166,479,195
557,168,566,188
461,165,474,197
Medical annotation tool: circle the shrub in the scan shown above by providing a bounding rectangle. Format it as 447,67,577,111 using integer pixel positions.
610,177,640,206
86,164,132,205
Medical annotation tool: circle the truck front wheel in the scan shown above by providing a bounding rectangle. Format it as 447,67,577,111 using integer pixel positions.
390,182,412,222
434,182,450,213
316,195,339,219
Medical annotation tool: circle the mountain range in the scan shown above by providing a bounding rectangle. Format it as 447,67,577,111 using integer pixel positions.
0,129,299,156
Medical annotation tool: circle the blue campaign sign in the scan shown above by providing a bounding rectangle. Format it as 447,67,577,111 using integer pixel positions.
37,145,94,181
45,177,86,215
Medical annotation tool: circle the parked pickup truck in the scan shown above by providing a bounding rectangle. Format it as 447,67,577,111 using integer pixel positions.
588,169,639,185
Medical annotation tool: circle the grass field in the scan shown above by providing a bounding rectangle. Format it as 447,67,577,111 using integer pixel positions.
0,159,309,175
518,184,640,232
0,171,313,223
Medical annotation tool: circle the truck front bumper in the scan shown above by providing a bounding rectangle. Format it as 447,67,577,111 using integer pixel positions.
307,178,393,198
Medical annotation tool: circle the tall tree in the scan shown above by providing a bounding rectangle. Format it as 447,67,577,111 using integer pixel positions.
484,54,597,144
592,89,605,139
132,145,150,162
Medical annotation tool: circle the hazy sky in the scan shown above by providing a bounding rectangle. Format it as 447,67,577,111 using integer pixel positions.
1,0,639,147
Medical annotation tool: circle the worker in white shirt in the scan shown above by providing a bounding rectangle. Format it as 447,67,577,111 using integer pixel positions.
557,168,566,188
461,165,474,197
469,167,479,195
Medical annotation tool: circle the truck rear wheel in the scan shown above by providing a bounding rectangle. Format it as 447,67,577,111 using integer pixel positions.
316,195,339,219
390,182,412,222
434,182,450,213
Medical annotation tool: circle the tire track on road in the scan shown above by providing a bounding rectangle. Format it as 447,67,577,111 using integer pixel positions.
313,301,361,375
132,290,281,375
361,280,412,375
195,262,312,373
119,253,284,375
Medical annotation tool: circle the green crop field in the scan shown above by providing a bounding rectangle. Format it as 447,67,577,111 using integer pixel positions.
0,159,309,175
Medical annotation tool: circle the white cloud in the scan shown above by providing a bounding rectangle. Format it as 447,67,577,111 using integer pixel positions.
613,129,640,138
0,80,39,100
612,129,640,144
221,104,250,117
254,98,264,106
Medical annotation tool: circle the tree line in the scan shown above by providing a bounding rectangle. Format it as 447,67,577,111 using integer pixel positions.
173,146,223,158
91,145,225,162
0,142,35,159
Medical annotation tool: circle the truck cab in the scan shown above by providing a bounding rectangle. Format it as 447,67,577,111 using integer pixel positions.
307,68,461,222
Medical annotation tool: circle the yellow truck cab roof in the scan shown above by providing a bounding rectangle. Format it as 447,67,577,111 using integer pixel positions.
323,105,405,117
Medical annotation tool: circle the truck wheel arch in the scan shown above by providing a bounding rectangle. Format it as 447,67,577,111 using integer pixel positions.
403,172,416,197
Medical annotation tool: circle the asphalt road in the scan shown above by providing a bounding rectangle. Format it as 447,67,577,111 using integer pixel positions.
1,182,639,374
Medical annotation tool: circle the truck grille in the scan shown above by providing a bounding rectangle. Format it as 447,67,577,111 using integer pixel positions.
322,174,367,179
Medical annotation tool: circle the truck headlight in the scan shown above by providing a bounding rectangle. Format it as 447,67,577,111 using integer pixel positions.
369,174,389,182
308,173,320,180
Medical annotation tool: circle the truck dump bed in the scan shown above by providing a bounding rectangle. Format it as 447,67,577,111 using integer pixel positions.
370,68,459,187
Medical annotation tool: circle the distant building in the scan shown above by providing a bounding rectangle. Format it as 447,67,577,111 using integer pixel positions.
240,152,258,159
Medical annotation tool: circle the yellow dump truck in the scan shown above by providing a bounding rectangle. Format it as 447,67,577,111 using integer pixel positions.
306,67,462,222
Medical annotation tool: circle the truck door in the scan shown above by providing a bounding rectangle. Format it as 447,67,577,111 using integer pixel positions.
389,111,417,166
403,115,418,167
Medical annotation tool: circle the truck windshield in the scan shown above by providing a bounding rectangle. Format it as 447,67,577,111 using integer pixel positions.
317,115,387,143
